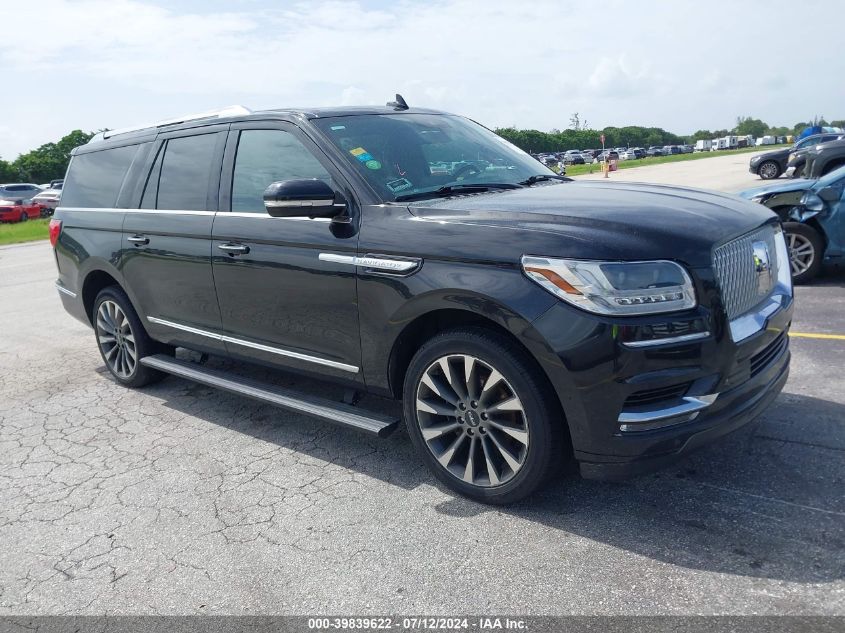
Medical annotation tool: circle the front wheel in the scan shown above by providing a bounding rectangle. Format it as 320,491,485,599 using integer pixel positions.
93,286,167,387
403,327,565,504
783,222,824,284
18,209,28,222
757,160,781,180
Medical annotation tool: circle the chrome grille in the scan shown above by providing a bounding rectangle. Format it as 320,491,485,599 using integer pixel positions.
713,225,778,320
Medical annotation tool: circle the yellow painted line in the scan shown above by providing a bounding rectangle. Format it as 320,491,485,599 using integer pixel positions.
790,332,845,341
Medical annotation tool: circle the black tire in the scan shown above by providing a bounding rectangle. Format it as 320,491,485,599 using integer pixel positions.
782,222,824,285
18,210,28,222
403,327,566,504
789,161,804,178
93,285,167,388
757,160,781,180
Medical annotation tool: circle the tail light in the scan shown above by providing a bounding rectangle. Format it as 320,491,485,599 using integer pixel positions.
48,218,62,247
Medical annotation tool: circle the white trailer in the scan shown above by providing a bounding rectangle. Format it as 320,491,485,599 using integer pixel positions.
711,137,728,151
694,139,712,152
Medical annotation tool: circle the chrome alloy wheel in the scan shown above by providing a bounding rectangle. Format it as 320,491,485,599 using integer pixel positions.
96,300,137,379
787,232,815,276
759,161,779,179
415,354,530,487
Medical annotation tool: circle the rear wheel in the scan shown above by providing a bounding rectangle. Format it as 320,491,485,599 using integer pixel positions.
403,327,565,504
757,160,781,180
93,286,167,387
783,222,824,284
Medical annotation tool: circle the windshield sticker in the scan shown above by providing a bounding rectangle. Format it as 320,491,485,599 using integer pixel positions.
330,125,346,131
365,159,382,170
385,178,413,193
350,146,376,164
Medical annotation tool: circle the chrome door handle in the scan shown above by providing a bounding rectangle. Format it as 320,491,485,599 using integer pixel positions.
127,235,149,245
218,243,250,255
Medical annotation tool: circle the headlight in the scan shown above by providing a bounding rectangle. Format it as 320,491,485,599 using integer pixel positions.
0,199,20,205
521,256,697,316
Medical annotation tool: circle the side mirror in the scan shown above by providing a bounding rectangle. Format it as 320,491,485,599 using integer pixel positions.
263,179,342,218
818,186,841,203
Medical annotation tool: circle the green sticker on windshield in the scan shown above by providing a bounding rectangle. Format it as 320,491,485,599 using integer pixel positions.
365,159,382,170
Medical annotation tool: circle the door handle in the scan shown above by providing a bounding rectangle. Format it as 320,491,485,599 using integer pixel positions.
218,243,250,255
127,235,149,245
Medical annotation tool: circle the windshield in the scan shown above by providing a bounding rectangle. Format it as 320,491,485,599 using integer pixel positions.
312,113,553,202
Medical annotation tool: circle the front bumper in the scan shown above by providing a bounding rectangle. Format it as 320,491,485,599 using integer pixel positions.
527,287,793,480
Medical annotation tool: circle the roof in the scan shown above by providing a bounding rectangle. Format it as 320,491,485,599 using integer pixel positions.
84,103,450,148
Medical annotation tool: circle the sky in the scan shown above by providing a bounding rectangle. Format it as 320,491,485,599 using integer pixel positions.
1,0,842,159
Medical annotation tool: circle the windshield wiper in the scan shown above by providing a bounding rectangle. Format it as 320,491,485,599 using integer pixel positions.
518,174,573,186
394,182,523,202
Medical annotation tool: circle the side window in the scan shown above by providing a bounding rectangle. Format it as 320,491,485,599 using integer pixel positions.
231,129,332,213
154,133,219,211
61,144,139,208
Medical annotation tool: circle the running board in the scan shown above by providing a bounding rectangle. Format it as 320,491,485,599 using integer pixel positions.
140,354,399,437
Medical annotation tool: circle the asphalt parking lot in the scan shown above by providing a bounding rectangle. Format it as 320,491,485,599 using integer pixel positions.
573,150,773,192
1,174,844,615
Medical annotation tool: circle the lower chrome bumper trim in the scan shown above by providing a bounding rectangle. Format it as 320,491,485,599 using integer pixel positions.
618,393,718,432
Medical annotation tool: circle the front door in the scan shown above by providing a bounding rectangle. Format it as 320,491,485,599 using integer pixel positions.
211,123,363,383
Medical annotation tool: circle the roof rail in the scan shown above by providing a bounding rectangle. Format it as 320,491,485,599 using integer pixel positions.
92,105,252,143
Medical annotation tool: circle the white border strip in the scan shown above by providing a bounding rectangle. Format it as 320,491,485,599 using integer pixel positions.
55,283,77,298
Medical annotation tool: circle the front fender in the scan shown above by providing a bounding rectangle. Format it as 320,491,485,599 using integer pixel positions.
357,258,559,395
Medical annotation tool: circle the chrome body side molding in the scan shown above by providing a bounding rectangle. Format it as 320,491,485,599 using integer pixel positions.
319,253,421,273
146,316,359,373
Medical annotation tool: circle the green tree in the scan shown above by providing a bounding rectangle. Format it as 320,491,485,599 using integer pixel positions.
11,130,95,183
735,116,768,138
0,158,16,181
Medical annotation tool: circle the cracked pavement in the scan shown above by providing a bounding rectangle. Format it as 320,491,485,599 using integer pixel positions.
0,241,843,615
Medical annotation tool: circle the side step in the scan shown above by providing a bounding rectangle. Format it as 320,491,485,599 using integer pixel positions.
140,354,399,437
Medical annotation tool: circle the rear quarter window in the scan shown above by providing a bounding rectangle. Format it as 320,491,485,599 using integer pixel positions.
61,145,140,208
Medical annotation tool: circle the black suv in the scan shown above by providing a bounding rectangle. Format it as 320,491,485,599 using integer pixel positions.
51,99,793,503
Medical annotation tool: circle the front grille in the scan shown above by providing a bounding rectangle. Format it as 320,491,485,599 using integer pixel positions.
750,332,788,377
624,382,692,407
713,225,779,320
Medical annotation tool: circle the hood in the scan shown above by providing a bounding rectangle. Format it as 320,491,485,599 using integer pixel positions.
738,179,814,200
750,148,790,163
407,181,776,268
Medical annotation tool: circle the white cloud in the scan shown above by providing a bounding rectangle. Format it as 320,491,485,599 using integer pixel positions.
0,0,842,158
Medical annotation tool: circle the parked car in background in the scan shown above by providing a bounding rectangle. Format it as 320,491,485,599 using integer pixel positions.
580,151,595,163
596,150,619,162
0,183,42,201
802,139,845,179
680,145,694,154
33,187,62,216
619,149,638,161
646,146,665,157
663,145,681,155
740,164,845,283
563,151,585,165
750,133,842,180
785,134,844,178
0,185,42,222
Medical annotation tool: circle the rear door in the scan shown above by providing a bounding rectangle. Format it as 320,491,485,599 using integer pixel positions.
211,122,363,383
120,126,228,354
